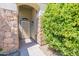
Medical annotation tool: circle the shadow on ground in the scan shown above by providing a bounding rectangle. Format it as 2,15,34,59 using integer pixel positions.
19,39,37,56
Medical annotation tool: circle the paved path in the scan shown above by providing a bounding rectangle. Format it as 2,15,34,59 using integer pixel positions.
19,39,45,56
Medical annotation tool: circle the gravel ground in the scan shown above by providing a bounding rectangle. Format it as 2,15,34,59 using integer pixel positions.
40,45,61,56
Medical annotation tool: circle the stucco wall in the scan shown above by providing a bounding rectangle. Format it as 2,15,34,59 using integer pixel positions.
30,9,37,40
17,3,39,11
0,3,18,11
19,6,32,20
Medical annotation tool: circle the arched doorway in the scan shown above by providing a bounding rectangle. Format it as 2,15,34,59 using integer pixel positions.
17,4,39,40
17,4,40,55
18,5,33,40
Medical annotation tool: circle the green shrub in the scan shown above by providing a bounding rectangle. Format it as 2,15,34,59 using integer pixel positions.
41,3,79,56
0,48,3,51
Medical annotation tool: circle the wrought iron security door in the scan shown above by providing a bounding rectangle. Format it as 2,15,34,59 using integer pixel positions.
20,18,30,39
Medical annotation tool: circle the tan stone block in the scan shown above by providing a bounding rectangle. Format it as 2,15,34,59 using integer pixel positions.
3,43,15,52
3,43,8,48
5,10,12,16
0,19,5,28
13,16,17,20
10,17,14,20
0,42,3,48
11,28,18,34
4,38,14,44
3,43,8,51
5,32,11,38
2,25,11,32
9,21,17,27
13,43,19,49
7,44,15,49
0,31,5,40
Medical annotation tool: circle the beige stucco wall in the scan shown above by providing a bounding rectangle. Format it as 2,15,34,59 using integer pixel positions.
30,9,37,40
17,3,39,11
19,6,32,20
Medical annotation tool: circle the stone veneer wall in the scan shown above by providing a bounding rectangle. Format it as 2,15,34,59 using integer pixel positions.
37,16,46,46
37,4,47,46
0,8,19,53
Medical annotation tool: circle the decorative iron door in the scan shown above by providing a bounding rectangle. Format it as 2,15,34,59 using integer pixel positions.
20,18,30,39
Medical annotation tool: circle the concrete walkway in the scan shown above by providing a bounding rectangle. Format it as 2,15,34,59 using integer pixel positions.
19,39,45,56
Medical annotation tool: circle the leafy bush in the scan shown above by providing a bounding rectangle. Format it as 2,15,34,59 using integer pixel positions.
0,48,3,51
41,3,79,56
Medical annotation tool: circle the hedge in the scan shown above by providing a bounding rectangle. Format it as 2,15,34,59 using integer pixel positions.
41,3,79,56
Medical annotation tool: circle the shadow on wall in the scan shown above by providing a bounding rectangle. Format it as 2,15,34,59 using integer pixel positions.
30,14,39,41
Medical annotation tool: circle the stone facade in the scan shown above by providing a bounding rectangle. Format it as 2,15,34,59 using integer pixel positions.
37,17,46,46
0,3,46,55
0,8,19,53
36,4,47,46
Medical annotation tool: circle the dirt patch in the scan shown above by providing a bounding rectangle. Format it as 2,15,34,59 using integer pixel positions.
40,45,61,56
